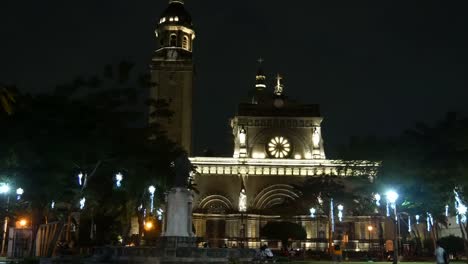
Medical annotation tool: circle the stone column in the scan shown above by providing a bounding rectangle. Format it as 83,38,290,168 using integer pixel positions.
163,187,194,237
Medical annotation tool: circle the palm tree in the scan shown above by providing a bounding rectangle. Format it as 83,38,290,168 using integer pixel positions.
0,85,16,115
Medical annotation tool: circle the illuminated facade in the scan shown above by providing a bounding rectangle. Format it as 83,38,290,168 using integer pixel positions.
154,0,388,250
190,67,383,249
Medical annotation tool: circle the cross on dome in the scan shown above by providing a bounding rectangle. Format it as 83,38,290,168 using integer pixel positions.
274,73,284,96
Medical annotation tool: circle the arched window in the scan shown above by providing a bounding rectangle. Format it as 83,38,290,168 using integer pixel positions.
170,34,177,47
182,36,188,50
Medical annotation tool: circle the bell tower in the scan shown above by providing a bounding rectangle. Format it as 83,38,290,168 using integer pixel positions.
150,0,195,154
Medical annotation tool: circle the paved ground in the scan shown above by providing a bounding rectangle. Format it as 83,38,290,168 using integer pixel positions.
282,260,466,264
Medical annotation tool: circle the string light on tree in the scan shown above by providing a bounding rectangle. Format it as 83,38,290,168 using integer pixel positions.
337,204,344,222
330,198,335,232
454,190,467,224
78,172,83,186
408,215,411,232
426,212,433,232
80,197,86,210
374,193,381,206
157,208,164,220
115,173,123,188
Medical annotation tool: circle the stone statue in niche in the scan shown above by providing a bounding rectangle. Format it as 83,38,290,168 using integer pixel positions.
174,153,191,187
312,126,321,149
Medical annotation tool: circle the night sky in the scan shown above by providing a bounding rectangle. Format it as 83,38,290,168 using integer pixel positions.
1,0,468,157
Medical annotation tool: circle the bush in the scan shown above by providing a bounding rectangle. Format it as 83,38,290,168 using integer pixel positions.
438,235,465,256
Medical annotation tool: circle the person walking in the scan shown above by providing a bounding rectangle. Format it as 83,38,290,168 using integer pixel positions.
333,244,343,264
435,241,448,264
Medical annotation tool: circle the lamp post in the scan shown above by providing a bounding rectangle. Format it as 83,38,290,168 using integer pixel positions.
0,183,10,256
386,190,399,264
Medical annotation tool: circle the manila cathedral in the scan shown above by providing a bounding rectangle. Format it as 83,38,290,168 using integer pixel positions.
151,0,393,251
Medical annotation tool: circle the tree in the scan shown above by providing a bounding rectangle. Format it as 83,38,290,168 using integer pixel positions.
338,112,468,258
0,84,16,115
0,61,183,246
260,221,306,249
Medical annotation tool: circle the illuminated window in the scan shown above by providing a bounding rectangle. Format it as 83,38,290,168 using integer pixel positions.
182,36,188,50
267,136,291,158
170,34,177,46
161,17,166,23
169,17,174,22
175,16,179,22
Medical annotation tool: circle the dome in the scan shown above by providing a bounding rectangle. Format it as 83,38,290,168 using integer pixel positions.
159,2,193,27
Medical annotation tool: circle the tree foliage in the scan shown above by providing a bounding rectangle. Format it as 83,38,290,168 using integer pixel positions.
0,61,183,244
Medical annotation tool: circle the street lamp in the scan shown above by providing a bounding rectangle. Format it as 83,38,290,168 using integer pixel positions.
0,183,9,256
148,185,156,214
0,184,9,194
16,188,23,200
385,190,399,264
310,207,316,218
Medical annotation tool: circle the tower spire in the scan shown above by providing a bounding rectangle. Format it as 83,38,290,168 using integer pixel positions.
274,73,284,96
255,58,266,91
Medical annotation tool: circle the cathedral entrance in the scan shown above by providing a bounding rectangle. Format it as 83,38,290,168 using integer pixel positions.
206,219,226,248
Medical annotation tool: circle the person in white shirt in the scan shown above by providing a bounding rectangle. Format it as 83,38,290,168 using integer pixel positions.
435,241,448,264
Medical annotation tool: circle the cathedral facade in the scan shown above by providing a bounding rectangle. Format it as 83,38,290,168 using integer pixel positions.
153,0,390,251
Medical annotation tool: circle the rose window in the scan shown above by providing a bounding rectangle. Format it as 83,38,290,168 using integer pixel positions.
267,136,291,158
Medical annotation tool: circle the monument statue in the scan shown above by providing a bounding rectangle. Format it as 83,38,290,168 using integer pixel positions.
174,153,191,187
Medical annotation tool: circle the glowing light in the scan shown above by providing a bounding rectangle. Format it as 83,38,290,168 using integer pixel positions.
16,188,24,200
454,190,467,223
252,152,265,159
427,212,433,232
174,16,179,22
386,190,398,204
294,154,301,160
115,172,123,188
415,214,420,224
157,208,164,220
330,198,335,232
0,183,10,194
79,197,86,210
18,219,27,228
268,137,291,158
148,185,156,194
337,204,344,222
445,205,449,217
78,173,83,186
149,185,156,213
367,225,373,232
309,208,316,218
374,193,381,206
169,17,174,22
51,201,55,209
144,221,154,231
408,216,411,232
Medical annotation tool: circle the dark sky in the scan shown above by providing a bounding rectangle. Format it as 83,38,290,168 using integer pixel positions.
1,0,468,157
